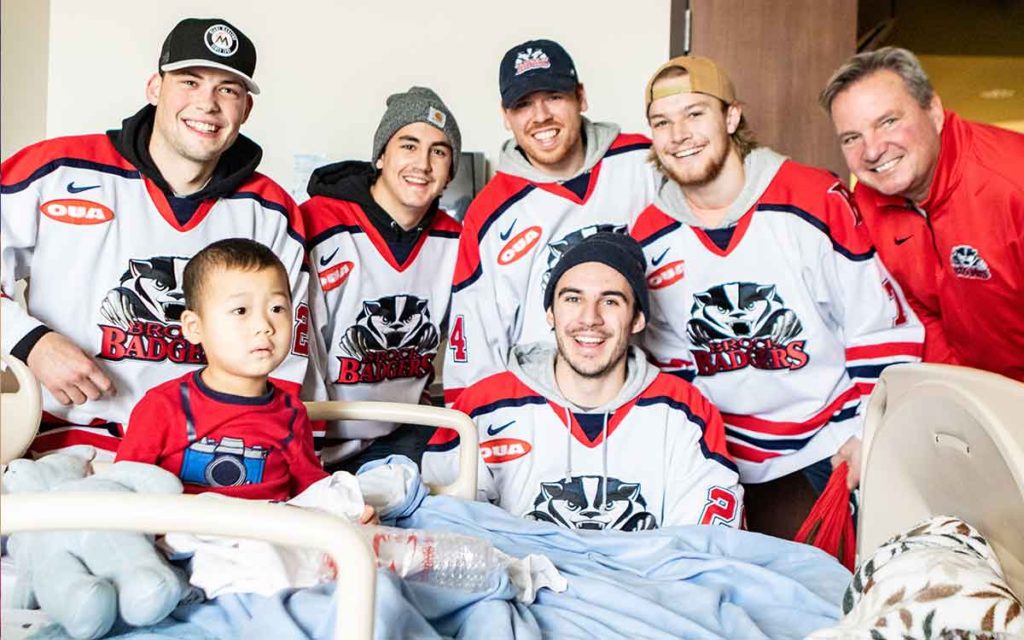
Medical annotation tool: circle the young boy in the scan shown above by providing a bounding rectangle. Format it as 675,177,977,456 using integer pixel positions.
117,238,327,501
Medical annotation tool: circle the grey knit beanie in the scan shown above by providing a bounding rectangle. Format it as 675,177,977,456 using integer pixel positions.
371,86,462,178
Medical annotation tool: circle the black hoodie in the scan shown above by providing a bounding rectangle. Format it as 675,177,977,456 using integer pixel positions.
13,105,265,362
107,105,263,225
305,160,438,266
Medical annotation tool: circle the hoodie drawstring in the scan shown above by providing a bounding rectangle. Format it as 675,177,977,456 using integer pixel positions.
660,410,669,526
564,405,572,483
601,410,611,508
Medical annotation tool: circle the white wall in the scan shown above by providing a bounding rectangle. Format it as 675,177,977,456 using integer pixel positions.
33,0,670,194
1,0,50,160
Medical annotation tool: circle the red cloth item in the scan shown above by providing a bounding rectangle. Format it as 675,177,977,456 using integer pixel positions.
795,462,856,571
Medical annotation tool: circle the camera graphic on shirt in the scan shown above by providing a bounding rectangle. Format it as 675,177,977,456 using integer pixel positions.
180,436,268,487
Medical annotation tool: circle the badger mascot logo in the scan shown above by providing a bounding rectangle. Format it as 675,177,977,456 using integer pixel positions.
541,223,628,289
100,257,189,329
686,281,809,375
335,294,440,385
950,245,992,280
97,256,205,364
526,475,658,531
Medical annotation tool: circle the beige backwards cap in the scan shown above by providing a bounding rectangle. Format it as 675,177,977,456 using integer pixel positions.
644,56,736,113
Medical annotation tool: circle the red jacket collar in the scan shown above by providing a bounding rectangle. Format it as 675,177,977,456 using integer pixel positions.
919,110,967,213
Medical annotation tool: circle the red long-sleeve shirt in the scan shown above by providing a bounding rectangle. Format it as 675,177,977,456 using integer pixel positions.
117,371,327,500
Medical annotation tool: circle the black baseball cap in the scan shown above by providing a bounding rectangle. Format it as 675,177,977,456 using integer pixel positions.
544,232,650,319
159,18,260,95
499,39,579,108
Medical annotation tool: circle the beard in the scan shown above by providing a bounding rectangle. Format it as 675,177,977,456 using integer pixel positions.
554,330,631,380
656,139,731,188
517,122,584,174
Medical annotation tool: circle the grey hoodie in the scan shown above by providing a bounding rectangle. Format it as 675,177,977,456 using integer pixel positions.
508,341,660,499
654,147,787,229
509,341,658,413
497,118,621,184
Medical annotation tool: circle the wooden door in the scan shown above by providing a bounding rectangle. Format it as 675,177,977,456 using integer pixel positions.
671,0,857,178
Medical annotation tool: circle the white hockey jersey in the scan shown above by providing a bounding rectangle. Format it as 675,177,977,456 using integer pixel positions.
1,133,312,455
442,120,659,404
424,344,743,531
631,149,924,483
302,180,460,464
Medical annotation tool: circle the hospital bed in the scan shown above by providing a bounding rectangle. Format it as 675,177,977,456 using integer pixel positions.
857,362,1024,597
0,353,479,640
3,355,1023,638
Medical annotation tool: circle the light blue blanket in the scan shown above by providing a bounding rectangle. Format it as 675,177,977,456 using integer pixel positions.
32,459,850,639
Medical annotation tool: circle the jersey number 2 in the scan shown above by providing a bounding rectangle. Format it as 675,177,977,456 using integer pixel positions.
449,315,468,362
700,486,738,526
291,303,310,356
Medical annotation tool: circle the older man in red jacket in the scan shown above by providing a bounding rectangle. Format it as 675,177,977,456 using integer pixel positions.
823,47,1024,382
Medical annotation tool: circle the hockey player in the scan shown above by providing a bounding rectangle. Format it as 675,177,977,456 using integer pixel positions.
632,56,923,522
301,87,462,472
1,18,312,457
424,233,743,531
442,38,660,405
823,47,1024,382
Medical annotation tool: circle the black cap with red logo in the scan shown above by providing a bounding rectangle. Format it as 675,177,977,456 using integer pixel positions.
158,18,260,95
499,39,579,109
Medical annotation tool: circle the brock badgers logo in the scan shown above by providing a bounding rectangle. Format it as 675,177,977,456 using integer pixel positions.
541,223,628,289
950,245,992,280
686,281,809,376
526,475,658,532
335,294,440,385
100,256,189,330
340,294,439,358
97,256,205,365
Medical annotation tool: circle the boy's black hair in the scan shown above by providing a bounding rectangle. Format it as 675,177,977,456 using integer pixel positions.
183,238,288,311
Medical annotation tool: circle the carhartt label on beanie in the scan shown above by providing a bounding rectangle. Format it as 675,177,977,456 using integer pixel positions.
372,86,462,177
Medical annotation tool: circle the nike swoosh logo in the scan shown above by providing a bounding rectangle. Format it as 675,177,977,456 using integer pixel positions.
319,248,340,267
486,420,515,436
651,247,670,266
894,236,912,246
499,219,518,241
67,181,100,194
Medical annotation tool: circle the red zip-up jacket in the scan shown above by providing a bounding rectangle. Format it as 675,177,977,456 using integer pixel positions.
854,112,1024,381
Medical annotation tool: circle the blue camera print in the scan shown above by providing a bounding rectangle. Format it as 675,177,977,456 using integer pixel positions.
180,436,268,487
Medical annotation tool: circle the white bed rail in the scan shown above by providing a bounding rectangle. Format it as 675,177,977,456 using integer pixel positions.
858,363,1024,597
305,400,478,500
0,492,376,640
1,353,42,465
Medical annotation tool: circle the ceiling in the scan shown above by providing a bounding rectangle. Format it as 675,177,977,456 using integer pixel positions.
919,55,1024,132
887,0,1024,132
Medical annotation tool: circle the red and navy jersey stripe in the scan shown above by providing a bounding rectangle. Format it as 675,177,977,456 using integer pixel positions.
451,176,534,292
426,371,544,452
303,196,460,272
1,134,138,193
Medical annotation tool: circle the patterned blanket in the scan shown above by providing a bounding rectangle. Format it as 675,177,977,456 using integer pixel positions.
809,516,1022,639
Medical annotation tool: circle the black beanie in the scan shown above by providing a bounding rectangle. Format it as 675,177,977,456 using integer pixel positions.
543,232,650,318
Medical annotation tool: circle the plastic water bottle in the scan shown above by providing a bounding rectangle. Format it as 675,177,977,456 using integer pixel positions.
358,525,502,592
